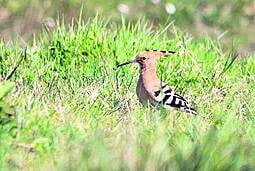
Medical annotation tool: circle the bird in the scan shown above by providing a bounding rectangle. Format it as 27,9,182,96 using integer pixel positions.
117,50,197,115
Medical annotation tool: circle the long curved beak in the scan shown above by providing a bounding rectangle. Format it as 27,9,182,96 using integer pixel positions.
117,59,136,68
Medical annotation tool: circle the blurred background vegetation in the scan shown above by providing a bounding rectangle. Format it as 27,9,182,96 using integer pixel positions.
0,0,255,54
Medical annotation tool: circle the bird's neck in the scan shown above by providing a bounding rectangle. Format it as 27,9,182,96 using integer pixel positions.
140,65,157,78
139,65,160,90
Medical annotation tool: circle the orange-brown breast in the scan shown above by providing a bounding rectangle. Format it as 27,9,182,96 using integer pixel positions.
136,65,161,106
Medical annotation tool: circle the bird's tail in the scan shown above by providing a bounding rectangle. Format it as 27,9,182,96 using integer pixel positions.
184,107,197,115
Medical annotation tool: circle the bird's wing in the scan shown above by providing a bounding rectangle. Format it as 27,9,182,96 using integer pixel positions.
153,82,197,115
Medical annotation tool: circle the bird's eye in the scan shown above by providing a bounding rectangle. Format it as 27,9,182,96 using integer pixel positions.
142,57,146,60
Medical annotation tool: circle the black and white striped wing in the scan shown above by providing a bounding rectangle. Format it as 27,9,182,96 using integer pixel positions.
153,82,197,115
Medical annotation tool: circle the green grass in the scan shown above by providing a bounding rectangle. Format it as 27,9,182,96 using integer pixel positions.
1,17,255,170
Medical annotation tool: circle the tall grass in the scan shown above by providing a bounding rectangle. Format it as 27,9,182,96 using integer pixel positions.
0,17,255,170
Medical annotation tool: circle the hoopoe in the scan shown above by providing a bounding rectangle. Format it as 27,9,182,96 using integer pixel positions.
117,50,197,115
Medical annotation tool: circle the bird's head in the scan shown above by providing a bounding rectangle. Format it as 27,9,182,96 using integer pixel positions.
117,50,175,69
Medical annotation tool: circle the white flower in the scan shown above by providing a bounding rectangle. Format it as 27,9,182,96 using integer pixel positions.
151,0,161,5
46,17,55,28
117,4,130,14
165,3,176,14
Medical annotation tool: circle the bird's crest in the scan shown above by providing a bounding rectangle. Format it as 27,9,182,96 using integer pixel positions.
117,50,175,68
144,49,176,56
138,50,175,59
